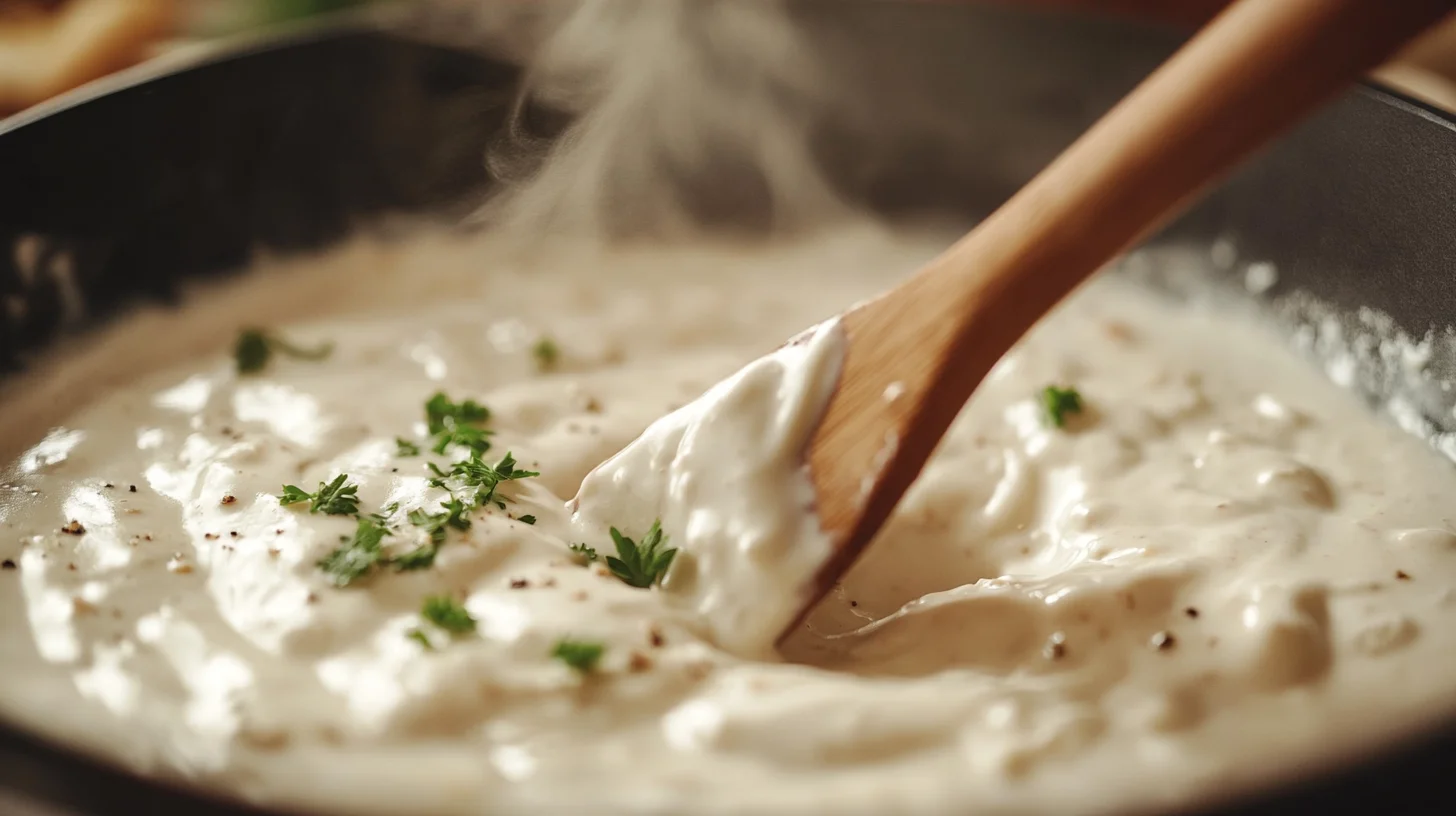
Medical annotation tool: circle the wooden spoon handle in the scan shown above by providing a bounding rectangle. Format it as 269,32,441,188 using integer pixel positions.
808,0,1455,591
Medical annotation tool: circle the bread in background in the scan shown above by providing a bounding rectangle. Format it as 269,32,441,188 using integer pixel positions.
0,0,177,115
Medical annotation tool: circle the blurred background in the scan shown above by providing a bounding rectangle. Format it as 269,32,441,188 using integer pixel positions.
5,0,1456,120
0,0,381,116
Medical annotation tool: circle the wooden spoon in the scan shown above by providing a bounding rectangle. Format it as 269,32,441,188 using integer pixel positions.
793,0,1455,632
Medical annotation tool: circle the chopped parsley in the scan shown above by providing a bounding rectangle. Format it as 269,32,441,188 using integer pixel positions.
431,424,493,456
430,452,539,509
316,516,389,587
278,474,361,516
410,496,473,542
234,328,333,374
421,595,476,635
1039,385,1084,429
532,336,560,371
406,628,435,650
425,392,490,433
552,638,604,673
424,392,493,455
367,502,400,525
297,392,546,592
606,520,677,588
568,542,599,564
394,496,473,571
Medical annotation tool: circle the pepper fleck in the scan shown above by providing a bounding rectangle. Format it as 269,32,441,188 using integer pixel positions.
648,626,666,648
128,485,137,493
1396,570,1412,581
509,578,530,589
1151,631,1177,651
1043,631,1068,660
221,495,237,506
1,559,14,570
60,520,85,535
1184,607,1200,618
204,533,219,540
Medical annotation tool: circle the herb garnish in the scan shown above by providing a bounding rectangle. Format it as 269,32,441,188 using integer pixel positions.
569,543,599,564
394,496,473,571
235,328,333,375
605,520,677,588
395,437,421,457
532,336,560,372
518,515,537,525
316,516,390,587
279,474,361,516
424,392,493,455
406,629,434,650
421,595,477,635
426,392,490,432
431,424,492,456
429,451,539,509
367,502,400,525
409,497,472,543
1039,385,1084,429
552,638,604,673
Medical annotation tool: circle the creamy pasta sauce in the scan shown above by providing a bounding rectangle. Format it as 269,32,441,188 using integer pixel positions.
1,226,1455,816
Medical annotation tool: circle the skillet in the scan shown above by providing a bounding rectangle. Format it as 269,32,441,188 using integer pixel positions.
1,4,1454,814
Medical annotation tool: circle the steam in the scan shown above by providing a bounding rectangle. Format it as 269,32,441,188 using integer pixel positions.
406,0,856,241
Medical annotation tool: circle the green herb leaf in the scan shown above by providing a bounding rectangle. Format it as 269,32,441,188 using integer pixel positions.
425,392,490,434
569,543,598,564
234,328,333,375
311,474,360,516
395,497,473,571
421,595,476,635
518,515,537,525
234,330,271,374
390,545,439,572
395,437,421,457
604,520,676,588
406,628,434,651
277,474,361,516
431,423,493,457
367,502,400,525
434,451,539,509
317,516,390,587
532,336,560,372
1039,385,1084,429
552,638,604,673
278,484,312,505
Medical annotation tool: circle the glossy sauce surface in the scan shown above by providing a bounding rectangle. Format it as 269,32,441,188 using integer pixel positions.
1,227,1455,815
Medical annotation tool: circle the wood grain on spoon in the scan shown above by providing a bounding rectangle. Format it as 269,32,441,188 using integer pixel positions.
799,0,1455,623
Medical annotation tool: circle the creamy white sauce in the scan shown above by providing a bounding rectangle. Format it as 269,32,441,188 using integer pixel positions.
568,317,842,658
1,225,1456,816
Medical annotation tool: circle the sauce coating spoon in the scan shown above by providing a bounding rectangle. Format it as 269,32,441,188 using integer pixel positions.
790,0,1455,635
